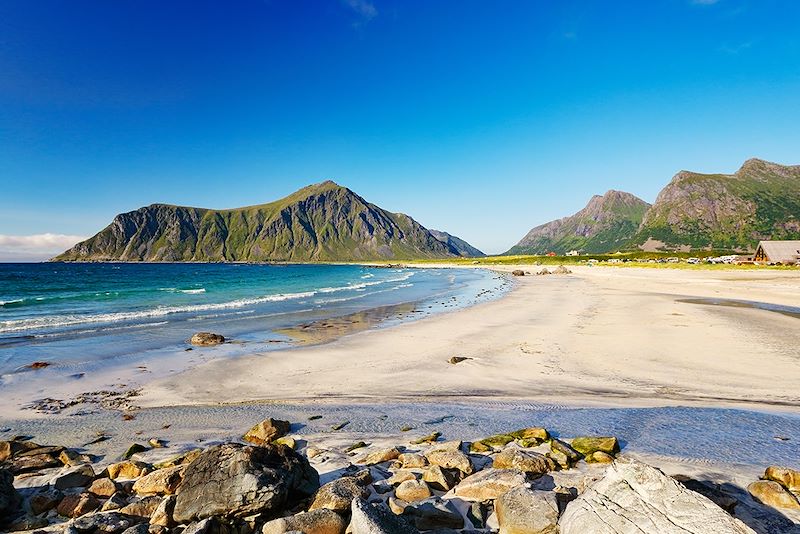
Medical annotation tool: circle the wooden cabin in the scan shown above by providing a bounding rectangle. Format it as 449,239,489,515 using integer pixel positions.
753,240,800,264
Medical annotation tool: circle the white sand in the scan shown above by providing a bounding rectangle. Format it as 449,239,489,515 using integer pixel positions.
139,265,800,412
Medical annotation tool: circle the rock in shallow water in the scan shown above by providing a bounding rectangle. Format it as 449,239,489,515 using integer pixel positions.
559,459,755,534
190,332,225,346
173,442,319,523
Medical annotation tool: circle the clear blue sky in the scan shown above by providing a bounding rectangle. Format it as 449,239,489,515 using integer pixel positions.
1,0,799,258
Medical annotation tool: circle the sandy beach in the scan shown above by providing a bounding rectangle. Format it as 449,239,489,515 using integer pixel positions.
140,265,800,412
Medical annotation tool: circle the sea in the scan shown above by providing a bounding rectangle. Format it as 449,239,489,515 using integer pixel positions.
0,263,510,377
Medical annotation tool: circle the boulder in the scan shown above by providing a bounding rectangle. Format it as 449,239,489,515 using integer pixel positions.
512,270,525,276
5,451,62,473
0,468,21,524
190,332,225,346
71,511,141,533
424,448,472,475
402,498,464,530
452,468,527,501
764,465,800,492
309,476,369,512
120,495,162,518
349,498,420,534
132,465,185,495
395,479,432,502
182,517,232,534
29,487,64,515
60,449,93,467
549,439,582,465
388,496,408,515
496,486,559,534
569,436,619,456
493,448,556,476
747,480,800,510
172,443,320,523
54,463,95,489
0,440,40,462
57,492,100,518
387,470,417,485
356,447,402,465
262,508,347,534
89,477,119,497
422,465,460,491
470,428,549,452
243,418,291,446
398,453,428,468
107,460,151,480
101,492,130,512
559,459,755,534
150,495,177,528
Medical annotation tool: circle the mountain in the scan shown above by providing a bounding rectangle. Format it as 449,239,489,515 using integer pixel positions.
429,230,485,257
632,158,800,251
53,181,478,262
505,190,651,255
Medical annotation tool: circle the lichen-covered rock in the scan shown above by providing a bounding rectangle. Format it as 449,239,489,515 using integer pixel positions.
132,465,185,495
493,448,556,475
0,468,21,525
559,459,755,534
452,468,527,501
470,428,549,452
190,332,225,346
549,439,582,465
309,476,369,512
350,498,420,534
262,508,347,534
747,480,800,510
395,479,431,503
568,436,619,456
172,443,319,523
496,486,559,534
764,465,800,492
243,418,290,446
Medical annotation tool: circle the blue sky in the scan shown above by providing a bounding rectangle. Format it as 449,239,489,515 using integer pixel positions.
1,0,799,259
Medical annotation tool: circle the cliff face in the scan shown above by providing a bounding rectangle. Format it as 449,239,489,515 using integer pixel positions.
506,190,651,255
429,230,485,257
632,159,800,250
54,181,477,262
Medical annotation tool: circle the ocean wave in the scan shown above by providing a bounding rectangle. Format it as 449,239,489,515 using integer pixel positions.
0,299,24,307
159,287,206,294
0,290,317,333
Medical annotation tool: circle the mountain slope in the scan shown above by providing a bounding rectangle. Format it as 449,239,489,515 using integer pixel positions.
506,190,651,255
429,230,485,257
53,181,471,262
632,158,800,251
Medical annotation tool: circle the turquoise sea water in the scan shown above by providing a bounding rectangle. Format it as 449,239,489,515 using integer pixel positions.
0,263,509,376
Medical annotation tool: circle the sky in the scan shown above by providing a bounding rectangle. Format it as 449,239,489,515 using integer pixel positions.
1,0,799,259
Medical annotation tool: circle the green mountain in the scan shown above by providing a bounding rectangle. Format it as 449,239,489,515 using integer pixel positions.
505,190,651,255
429,230,485,257
632,158,800,251
53,181,478,262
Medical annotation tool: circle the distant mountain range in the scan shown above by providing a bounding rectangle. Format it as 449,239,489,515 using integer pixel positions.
54,181,483,262
507,158,800,254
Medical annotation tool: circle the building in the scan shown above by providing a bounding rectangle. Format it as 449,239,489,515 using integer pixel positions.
566,250,579,256
752,240,800,264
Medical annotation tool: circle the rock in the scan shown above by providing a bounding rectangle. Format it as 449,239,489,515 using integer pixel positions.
422,465,460,491
672,475,738,513
0,439,40,462
496,486,559,534
452,468,527,501
183,517,232,534
262,508,347,534
559,459,755,534
387,470,417,485
471,428,549,452
356,447,402,465
403,498,464,530
60,449,94,467
553,265,572,275
107,460,151,480
274,436,296,449
569,436,619,456
399,453,428,468
120,495,162,518
549,439,582,465
467,501,489,529
309,476,369,512
5,514,49,531
89,477,119,497
0,468,21,524
764,465,800,492
172,443,320,522
5,451,62,473
389,496,408,515
512,270,525,276
588,451,615,463
54,463,96,489
190,332,225,346
30,487,64,515
120,525,150,534
101,492,130,512
410,432,441,445
57,492,100,518
395,479,432,502
747,480,800,510
122,443,148,459
150,495,177,528
132,465,184,495
350,498,420,534
71,511,141,533
448,357,471,364
492,448,556,475
243,418,291,446
425,448,472,475
154,448,202,469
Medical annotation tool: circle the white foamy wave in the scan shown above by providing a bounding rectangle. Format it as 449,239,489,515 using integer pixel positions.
0,299,24,307
361,273,374,279
180,288,206,294
0,291,316,333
